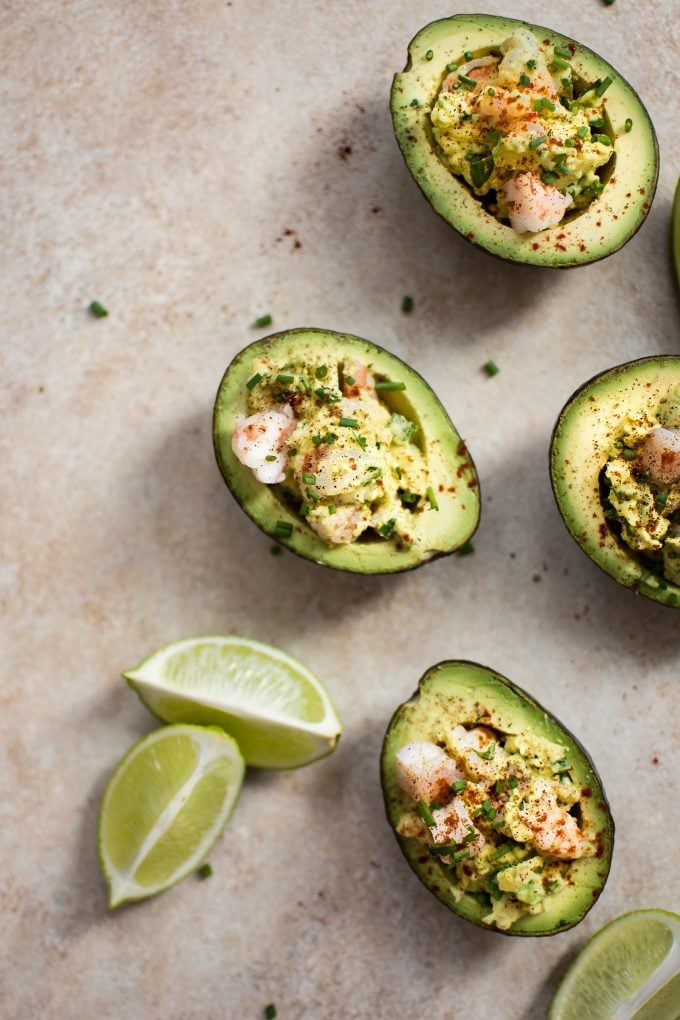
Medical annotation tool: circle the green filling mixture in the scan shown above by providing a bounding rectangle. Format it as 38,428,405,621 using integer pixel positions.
601,393,680,586
238,356,435,546
429,28,615,230
396,725,596,930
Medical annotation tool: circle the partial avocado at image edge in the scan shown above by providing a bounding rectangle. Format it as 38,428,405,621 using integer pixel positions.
392,13,659,267
550,357,680,608
213,328,481,574
380,661,614,937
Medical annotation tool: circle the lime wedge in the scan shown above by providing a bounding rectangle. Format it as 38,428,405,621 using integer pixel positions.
550,909,680,1020
98,724,244,907
123,635,342,769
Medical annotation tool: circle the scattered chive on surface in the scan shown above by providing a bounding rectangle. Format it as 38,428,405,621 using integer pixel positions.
624,117,633,132
276,374,294,384
418,799,436,827
482,360,500,377
401,294,414,313
532,574,542,583
88,300,108,318
458,74,477,88
519,73,530,86
315,365,328,379
264,1006,277,1020
270,545,283,556
197,863,213,879
253,314,273,329
426,486,439,511
529,135,547,149
457,541,475,556
577,125,589,138
452,779,467,793
345,375,355,386
446,62,458,72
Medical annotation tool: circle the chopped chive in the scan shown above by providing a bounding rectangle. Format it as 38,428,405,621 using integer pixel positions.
485,129,502,147
589,116,605,129
624,117,633,132
490,843,514,861
464,50,473,60
532,97,555,113
315,365,328,380
287,447,297,457
508,777,519,789
577,125,589,139
300,375,311,394
270,545,283,556
401,294,414,313
314,386,341,403
400,490,420,505
452,849,470,863
495,779,506,794
532,574,542,583
476,743,496,762
550,57,570,72
246,372,262,390
274,520,292,539
410,97,419,107
446,62,458,72
622,447,637,460
339,417,357,428
481,799,497,820
526,59,537,70
354,432,367,450
483,360,500,377
529,134,548,149
457,541,475,556
552,757,570,774
452,779,468,793
553,158,570,176
265,455,277,462
427,842,461,857
564,138,576,148
603,0,616,4
264,1006,277,1020
655,491,668,512
197,863,213,879
554,45,572,59
253,314,272,328
486,86,496,96
393,465,402,480
593,133,613,146
541,172,559,185
518,73,531,87
276,374,294,384
463,828,479,844
378,518,396,539
594,76,613,97
519,798,526,810
418,799,436,827
425,49,433,61
302,473,316,485
328,504,337,515
345,375,356,387
88,300,108,318
426,486,439,511
305,487,319,502
458,73,477,88
375,381,406,392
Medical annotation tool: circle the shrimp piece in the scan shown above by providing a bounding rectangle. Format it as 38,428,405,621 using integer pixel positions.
502,172,573,233
447,725,507,782
231,406,295,483
395,741,464,803
343,359,375,399
305,445,373,498
639,428,680,487
474,86,533,126
308,505,367,545
443,56,498,92
522,778,591,860
431,799,486,857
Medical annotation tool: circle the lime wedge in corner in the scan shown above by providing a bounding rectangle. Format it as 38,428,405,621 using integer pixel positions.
549,909,680,1020
673,176,680,287
123,635,343,770
98,724,244,907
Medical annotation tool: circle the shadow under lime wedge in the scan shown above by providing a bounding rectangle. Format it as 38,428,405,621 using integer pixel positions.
549,909,680,1020
123,635,343,770
98,724,244,908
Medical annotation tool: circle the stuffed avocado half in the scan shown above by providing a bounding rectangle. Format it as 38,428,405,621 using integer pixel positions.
381,662,613,936
213,329,480,573
551,357,680,607
391,13,658,267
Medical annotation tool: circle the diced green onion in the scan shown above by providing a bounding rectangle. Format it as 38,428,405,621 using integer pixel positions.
655,491,668,512
375,381,406,392
483,360,500,377
508,777,519,789
457,541,475,556
495,779,506,794
476,743,496,762
265,455,277,462
532,97,555,113
197,863,213,879
315,365,328,380
622,447,637,460
288,447,297,457
526,59,537,70
400,491,420,505
401,295,414,313
481,799,496,820
276,374,294,384
427,843,461,857
464,50,473,60
554,45,572,59
328,504,337,515
519,73,531,86
88,300,108,318
345,377,356,389
426,486,439,511
551,757,570,774
253,314,272,328
339,417,357,428
458,73,477,88
264,1006,277,1020
299,375,311,394
354,432,367,450
274,520,292,538
577,125,589,139
553,158,570,176
446,62,458,72
302,473,316,485
624,117,633,132
490,844,514,861
452,779,468,793
487,86,496,96
532,574,542,583
246,373,262,390
564,139,576,148
425,49,434,61
550,57,570,71
541,172,559,185
594,76,613,97
410,98,419,107
589,116,605,129
315,386,341,403
452,849,470,863
378,518,396,539
593,133,613,146
529,134,548,149
418,800,436,827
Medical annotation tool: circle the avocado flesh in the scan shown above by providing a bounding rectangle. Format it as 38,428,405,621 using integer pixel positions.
213,328,480,573
392,13,658,267
551,357,680,607
381,661,614,936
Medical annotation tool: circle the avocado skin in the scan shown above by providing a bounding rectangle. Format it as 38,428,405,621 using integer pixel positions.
550,357,680,608
392,13,659,268
380,660,614,936
213,328,480,574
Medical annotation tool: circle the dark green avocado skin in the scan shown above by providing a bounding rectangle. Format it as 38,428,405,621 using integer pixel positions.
213,328,480,574
550,357,680,608
391,13,659,268
380,661,615,937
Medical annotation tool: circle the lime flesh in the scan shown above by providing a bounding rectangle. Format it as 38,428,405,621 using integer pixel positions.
98,724,244,907
550,909,680,1020
123,635,343,769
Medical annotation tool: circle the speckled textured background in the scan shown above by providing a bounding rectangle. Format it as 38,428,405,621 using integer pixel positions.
2,2,679,1018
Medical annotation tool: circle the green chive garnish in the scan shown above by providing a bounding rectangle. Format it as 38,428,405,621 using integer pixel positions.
476,743,496,762
490,844,514,861
550,57,570,72
400,491,419,505
593,133,613,146
529,134,548,149
452,849,470,863
418,800,436,827
274,520,292,538
564,139,576,148
425,49,434,61
378,518,396,539
288,447,297,457
554,45,572,59
495,779,506,794
410,98,419,107
339,417,357,428
487,86,496,96
577,125,589,139
552,757,570,774
393,465,402,480
508,777,519,789
532,574,542,583
265,455,277,462
624,117,633,132
457,541,475,556
553,158,570,175
464,50,473,60
264,1006,277,1020
88,300,108,318
655,491,668,512
328,504,337,515
481,799,497,820
446,62,458,72
375,381,406,392
594,76,613,97
458,73,477,88
526,59,537,70
519,73,531,86
622,447,637,460
427,843,461,857
589,116,605,129
253,314,272,328
532,97,555,113
197,863,213,879
426,486,439,511
303,473,316,485
315,365,328,379
276,374,294,384
345,375,355,386
354,433,367,450
483,360,500,377
541,172,559,186
246,373,262,390
401,295,414,313
452,779,468,793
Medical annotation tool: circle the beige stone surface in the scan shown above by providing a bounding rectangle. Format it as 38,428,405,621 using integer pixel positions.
2,1,679,1017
